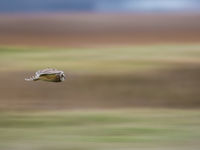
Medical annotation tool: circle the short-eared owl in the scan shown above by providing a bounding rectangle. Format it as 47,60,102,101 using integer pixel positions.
25,68,65,82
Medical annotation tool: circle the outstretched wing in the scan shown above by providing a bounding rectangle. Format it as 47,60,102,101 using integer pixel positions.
25,68,64,82
36,68,63,76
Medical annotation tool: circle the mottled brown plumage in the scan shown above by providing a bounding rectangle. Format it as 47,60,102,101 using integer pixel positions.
25,68,65,82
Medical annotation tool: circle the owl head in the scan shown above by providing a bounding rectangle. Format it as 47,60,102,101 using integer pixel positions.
60,72,66,81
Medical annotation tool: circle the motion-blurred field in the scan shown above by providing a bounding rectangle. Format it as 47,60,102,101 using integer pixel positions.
0,13,200,46
0,44,200,72
0,45,200,110
0,13,200,150
0,109,200,150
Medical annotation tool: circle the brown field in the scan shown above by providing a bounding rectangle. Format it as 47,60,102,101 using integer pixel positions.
0,13,200,150
0,13,200,110
0,13,200,47
0,65,199,110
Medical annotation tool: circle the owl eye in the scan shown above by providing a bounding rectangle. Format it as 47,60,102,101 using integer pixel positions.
61,74,65,78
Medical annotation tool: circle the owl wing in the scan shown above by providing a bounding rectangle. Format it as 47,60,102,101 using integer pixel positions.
35,68,63,77
39,74,58,81
25,68,64,81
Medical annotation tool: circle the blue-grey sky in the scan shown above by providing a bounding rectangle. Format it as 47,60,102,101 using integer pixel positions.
0,0,199,13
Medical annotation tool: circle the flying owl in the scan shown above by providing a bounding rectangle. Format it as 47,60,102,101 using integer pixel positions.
25,68,66,82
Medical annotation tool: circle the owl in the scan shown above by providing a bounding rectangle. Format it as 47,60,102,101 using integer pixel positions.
25,68,65,82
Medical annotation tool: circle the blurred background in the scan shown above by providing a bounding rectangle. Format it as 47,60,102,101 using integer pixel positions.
0,0,200,150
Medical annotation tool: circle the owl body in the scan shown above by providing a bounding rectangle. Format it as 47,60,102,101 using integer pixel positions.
25,68,65,82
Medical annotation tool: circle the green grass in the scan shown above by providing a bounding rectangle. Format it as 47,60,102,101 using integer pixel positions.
0,44,200,74
0,109,200,150
0,45,200,149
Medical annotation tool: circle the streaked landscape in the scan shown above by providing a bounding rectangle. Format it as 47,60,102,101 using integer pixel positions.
0,44,200,110
0,1,200,149
1,109,200,150
0,13,200,46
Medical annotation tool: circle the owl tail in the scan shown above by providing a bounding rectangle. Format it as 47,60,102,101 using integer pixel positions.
25,76,39,81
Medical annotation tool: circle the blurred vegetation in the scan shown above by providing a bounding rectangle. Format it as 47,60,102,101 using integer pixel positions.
0,44,200,74
0,45,200,149
0,11,200,150
0,109,200,150
0,44,200,109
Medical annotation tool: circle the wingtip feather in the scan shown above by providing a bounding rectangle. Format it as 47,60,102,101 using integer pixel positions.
25,78,32,81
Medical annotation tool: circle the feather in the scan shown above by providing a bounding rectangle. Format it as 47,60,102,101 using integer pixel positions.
36,68,63,76
25,68,65,82
25,76,39,81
